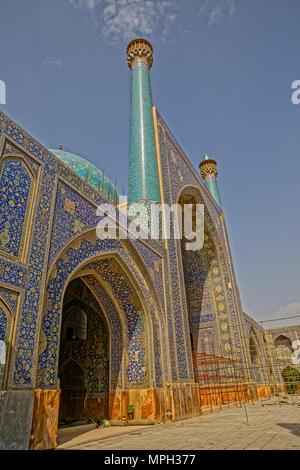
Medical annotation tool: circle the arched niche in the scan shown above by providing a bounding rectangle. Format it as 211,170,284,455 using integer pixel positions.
177,186,245,384
0,155,37,262
178,189,233,356
275,335,293,362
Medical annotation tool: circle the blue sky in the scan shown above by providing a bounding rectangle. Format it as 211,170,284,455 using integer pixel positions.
0,0,300,324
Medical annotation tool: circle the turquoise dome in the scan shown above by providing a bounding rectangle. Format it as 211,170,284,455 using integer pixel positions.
49,149,119,204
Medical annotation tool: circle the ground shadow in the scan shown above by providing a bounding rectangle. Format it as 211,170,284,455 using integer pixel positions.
278,423,300,437
57,423,98,446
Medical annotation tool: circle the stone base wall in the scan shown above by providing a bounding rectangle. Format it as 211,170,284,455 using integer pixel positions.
199,383,251,408
256,384,275,399
247,383,278,401
273,383,288,395
4,382,283,450
0,390,34,450
28,384,201,449
109,383,201,423
29,389,60,450
198,382,279,407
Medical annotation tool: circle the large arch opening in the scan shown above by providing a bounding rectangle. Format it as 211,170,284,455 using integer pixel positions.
58,278,109,425
178,192,221,385
35,234,165,450
179,195,211,353
177,187,246,404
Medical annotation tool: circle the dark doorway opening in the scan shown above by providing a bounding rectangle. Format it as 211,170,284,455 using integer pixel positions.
58,278,109,426
59,360,86,422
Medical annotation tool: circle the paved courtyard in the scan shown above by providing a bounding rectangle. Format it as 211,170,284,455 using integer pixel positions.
57,400,300,450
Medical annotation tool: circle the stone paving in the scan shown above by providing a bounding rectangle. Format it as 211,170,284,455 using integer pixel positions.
57,400,300,450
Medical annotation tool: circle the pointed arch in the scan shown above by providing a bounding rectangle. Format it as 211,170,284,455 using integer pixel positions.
0,155,38,262
36,233,165,393
59,358,85,388
275,335,293,362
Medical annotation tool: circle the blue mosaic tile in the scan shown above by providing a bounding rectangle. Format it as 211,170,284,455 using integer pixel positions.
128,62,160,205
0,158,33,259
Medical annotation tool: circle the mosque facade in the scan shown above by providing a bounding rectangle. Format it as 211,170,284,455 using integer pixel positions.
0,39,299,450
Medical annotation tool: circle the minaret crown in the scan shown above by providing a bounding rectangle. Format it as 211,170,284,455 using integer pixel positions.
127,38,153,69
199,156,218,179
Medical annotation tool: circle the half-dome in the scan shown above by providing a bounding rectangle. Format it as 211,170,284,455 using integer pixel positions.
49,149,119,204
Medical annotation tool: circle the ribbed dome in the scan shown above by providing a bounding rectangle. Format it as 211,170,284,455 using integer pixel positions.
50,149,119,204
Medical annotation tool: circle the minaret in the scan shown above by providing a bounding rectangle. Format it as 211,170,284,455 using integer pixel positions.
127,39,160,207
199,155,222,209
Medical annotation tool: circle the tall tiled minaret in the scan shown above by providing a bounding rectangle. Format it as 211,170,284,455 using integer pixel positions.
199,155,222,209
127,39,160,207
